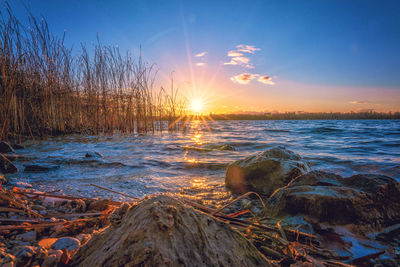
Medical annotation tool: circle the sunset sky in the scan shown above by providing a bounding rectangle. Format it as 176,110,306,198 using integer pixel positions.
11,0,400,113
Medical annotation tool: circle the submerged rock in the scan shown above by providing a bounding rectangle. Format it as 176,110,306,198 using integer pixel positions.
85,152,103,158
23,164,60,172
72,195,268,267
0,153,18,174
0,141,15,153
225,146,309,195
264,171,400,232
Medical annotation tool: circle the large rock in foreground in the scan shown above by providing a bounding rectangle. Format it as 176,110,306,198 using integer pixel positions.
72,195,268,267
225,147,309,195
264,171,400,232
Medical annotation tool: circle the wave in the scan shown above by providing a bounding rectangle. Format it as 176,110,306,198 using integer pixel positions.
309,127,344,133
264,128,291,133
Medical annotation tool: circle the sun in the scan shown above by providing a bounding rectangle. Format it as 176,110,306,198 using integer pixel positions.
190,98,204,113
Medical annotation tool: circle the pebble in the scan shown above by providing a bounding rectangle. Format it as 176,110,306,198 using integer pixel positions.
16,231,37,242
51,237,80,253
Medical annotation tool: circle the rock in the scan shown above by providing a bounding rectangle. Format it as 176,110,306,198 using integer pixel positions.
0,154,18,174
14,246,37,266
11,144,24,150
75,234,92,246
38,238,58,249
0,247,16,264
51,237,80,254
88,199,112,211
23,164,60,172
85,152,103,158
225,146,310,195
16,231,36,242
72,195,268,267
42,254,58,267
264,171,400,231
0,141,15,153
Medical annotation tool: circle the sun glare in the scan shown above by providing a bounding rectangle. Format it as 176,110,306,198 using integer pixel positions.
190,98,204,113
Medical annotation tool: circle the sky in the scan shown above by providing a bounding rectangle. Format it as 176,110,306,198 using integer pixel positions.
9,0,400,113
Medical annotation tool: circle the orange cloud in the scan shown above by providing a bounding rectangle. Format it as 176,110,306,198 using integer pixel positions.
350,100,369,104
228,51,244,57
258,75,275,85
224,56,253,68
194,51,206,57
230,73,257,84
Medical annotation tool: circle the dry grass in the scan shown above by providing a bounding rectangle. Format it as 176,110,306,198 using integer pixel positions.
0,3,186,141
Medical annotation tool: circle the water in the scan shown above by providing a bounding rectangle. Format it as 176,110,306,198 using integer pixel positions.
8,120,400,204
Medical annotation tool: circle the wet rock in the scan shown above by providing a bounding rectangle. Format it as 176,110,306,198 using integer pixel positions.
225,146,310,195
72,195,267,267
0,141,15,153
0,247,16,264
14,246,37,266
85,151,103,158
23,164,60,172
0,154,18,174
51,237,80,254
16,231,37,242
11,143,24,150
264,171,400,231
41,254,58,267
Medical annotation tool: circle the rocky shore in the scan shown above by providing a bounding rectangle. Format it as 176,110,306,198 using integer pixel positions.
1,142,399,266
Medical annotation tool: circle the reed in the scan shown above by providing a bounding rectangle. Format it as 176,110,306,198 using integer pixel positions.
0,3,186,141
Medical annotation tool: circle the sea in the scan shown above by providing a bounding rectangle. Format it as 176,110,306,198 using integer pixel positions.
8,120,400,205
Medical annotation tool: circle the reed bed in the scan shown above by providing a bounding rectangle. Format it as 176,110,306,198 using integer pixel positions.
0,3,186,141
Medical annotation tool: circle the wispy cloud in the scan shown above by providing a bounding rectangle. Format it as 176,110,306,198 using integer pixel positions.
230,73,258,84
350,100,369,104
194,51,207,57
195,62,206,67
236,44,260,54
230,73,275,85
258,75,275,85
224,56,253,68
228,51,243,57
224,44,260,68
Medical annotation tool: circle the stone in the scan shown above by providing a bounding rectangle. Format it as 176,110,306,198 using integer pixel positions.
38,238,58,249
16,231,36,242
0,154,18,174
11,144,24,150
14,246,37,266
42,254,58,267
0,141,15,153
263,171,400,232
225,146,310,195
23,164,60,172
72,195,268,267
51,237,80,253
85,152,103,158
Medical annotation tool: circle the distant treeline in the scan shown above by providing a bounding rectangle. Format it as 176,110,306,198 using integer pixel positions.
209,112,400,120
0,3,185,140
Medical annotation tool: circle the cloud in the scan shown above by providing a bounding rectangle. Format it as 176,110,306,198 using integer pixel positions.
230,73,258,84
228,51,244,57
257,75,275,85
195,62,205,67
236,44,260,54
194,51,206,57
224,56,253,68
350,100,369,104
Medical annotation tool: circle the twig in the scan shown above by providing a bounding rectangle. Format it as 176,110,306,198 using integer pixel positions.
212,191,265,215
90,184,140,200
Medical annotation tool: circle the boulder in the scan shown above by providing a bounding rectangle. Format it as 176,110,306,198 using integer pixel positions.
23,164,60,172
51,237,80,254
72,195,268,267
0,153,18,174
225,146,309,195
264,171,400,231
0,141,15,153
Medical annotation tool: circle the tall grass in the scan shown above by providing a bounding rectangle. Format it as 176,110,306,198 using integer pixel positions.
0,3,186,140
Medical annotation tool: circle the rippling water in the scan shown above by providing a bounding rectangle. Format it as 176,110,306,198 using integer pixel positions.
9,120,400,204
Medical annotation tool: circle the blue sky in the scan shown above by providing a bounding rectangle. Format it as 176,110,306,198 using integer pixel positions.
9,0,400,112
